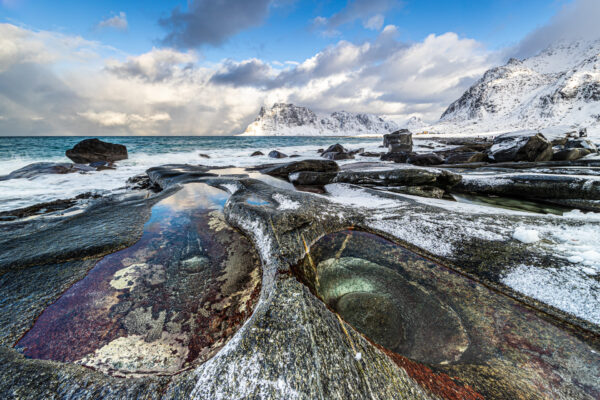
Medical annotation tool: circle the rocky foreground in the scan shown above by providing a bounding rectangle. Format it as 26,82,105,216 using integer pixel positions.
1,132,600,399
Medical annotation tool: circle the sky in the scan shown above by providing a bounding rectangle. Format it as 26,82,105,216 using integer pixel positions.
0,0,598,135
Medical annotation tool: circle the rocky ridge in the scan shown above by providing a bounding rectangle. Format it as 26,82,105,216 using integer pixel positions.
240,103,399,136
434,40,600,135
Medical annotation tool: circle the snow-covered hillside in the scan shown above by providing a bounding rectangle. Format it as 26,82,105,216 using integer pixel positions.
432,40,600,136
239,103,399,136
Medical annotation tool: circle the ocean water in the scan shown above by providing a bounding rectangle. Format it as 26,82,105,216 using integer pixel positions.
0,136,382,211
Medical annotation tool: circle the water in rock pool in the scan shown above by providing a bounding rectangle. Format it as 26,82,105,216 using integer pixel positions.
293,230,600,399
16,183,262,376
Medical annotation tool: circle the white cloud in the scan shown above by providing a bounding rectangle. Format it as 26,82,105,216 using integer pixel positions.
105,48,197,82
97,12,128,31
79,111,170,127
0,22,498,135
363,14,384,30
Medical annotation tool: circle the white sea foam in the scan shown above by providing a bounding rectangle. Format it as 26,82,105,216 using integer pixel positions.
0,138,384,212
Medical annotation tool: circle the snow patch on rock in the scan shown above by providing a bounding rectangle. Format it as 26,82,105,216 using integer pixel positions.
502,264,600,325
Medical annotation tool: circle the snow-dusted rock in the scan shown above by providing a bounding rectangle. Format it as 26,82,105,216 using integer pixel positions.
488,131,553,162
240,103,399,136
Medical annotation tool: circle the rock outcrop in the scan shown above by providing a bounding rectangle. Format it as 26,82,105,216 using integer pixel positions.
488,132,553,162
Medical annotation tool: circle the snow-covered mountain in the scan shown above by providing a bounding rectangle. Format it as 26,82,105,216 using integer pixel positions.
432,40,600,136
239,103,399,136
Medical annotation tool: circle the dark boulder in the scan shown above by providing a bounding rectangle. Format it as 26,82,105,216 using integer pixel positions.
324,144,347,154
383,129,413,152
250,151,264,156
552,148,592,161
380,151,413,163
198,153,211,159
488,132,553,162
65,138,128,164
259,159,339,179
268,150,288,159
322,152,354,160
445,152,487,164
407,153,444,166
564,139,598,153
289,171,338,186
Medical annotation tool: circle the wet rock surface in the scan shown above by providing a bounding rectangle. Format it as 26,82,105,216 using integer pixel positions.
1,159,600,399
0,162,95,181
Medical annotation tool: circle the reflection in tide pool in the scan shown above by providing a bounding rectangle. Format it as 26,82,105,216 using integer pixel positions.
294,230,600,399
17,183,261,376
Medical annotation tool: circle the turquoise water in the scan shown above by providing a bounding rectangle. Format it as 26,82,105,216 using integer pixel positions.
0,136,379,162
0,136,381,211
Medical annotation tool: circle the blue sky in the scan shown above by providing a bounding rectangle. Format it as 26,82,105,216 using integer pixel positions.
2,0,569,62
0,0,597,135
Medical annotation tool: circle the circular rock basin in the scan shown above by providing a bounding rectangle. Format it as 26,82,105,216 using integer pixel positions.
16,183,262,377
314,256,468,364
296,230,469,365
294,230,600,399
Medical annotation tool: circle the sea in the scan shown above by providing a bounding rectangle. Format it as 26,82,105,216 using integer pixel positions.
0,136,383,212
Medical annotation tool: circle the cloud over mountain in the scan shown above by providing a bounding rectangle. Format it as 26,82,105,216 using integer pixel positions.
0,22,498,135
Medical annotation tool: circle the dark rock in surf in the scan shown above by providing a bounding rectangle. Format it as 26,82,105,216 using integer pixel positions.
250,151,264,157
0,162,94,181
65,138,128,164
268,150,288,159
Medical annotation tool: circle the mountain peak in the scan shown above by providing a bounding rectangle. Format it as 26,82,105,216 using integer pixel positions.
435,39,600,135
240,103,399,136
